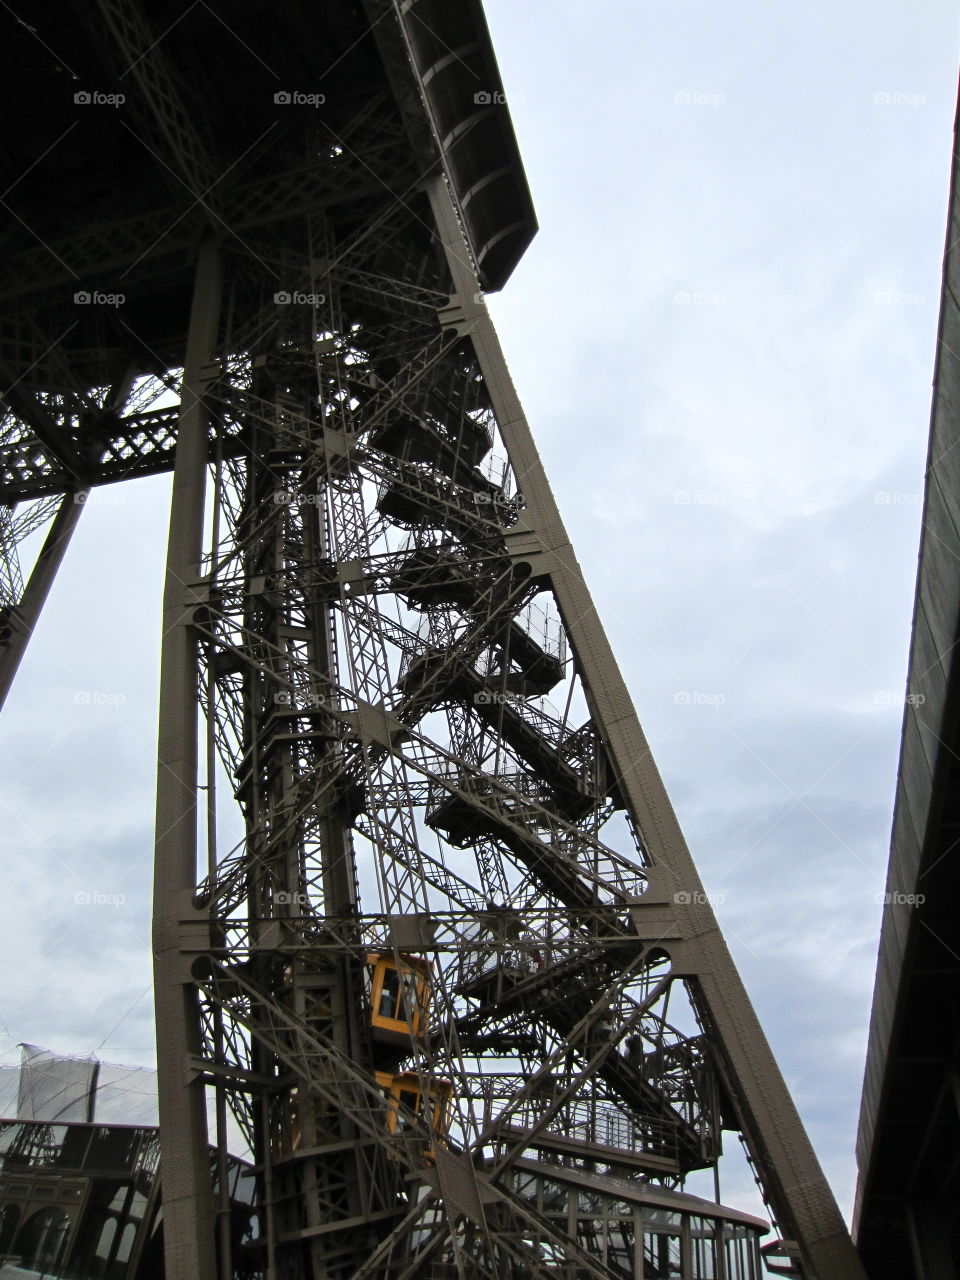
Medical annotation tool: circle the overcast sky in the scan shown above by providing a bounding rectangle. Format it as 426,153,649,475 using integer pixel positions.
0,0,957,1230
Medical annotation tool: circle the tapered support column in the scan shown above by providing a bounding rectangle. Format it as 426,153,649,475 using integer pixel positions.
428,176,867,1280
153,240,222,1280
0,488,88,711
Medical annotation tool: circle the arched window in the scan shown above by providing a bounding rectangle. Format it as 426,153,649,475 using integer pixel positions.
95,1215,118,1261
18,1206,71,1269
115,1222,136,1265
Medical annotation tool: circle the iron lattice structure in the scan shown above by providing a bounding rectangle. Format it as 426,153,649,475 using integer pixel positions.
0,2,867,1279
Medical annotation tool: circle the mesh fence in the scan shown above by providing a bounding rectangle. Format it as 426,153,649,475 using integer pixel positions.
0,1044,158,1125
0,1045,245,1152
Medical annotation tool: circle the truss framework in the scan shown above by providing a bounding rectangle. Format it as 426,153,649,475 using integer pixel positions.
0,4,867,1279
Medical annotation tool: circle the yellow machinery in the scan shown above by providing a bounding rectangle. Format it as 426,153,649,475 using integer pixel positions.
374,1070,452,1143
366,951,432,1046
367,952,450,1154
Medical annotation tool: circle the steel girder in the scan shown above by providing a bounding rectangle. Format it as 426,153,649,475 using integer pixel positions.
0,3,868,1280
141,165,864,1275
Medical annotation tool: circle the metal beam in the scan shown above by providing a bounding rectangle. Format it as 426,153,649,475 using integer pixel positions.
152,239,222,1280
0,490,87,711
426,174,867,1280
0,366,85,480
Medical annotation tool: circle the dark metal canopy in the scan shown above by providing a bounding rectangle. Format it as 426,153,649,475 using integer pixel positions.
855,85,960,1280
0,0,536,328
0,0,537,503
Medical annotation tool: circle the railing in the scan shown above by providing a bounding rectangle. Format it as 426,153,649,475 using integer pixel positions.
466,1075,679,1167
424,768,647,905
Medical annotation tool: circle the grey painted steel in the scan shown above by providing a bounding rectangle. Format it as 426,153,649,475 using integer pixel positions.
0,3,876,1276
0,488,87,711
855,91,960,1187
428,178,866,1280
152,240,221,1280
854,84,960,1279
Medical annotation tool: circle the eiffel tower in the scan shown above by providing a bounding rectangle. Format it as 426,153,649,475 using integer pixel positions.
0,2,867,1278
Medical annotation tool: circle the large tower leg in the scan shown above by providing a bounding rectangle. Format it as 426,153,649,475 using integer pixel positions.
428,175,866,1280
0,5,874,1277
153,240,222,1280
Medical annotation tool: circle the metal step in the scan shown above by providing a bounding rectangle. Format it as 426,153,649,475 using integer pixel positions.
761,1238,802,1276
